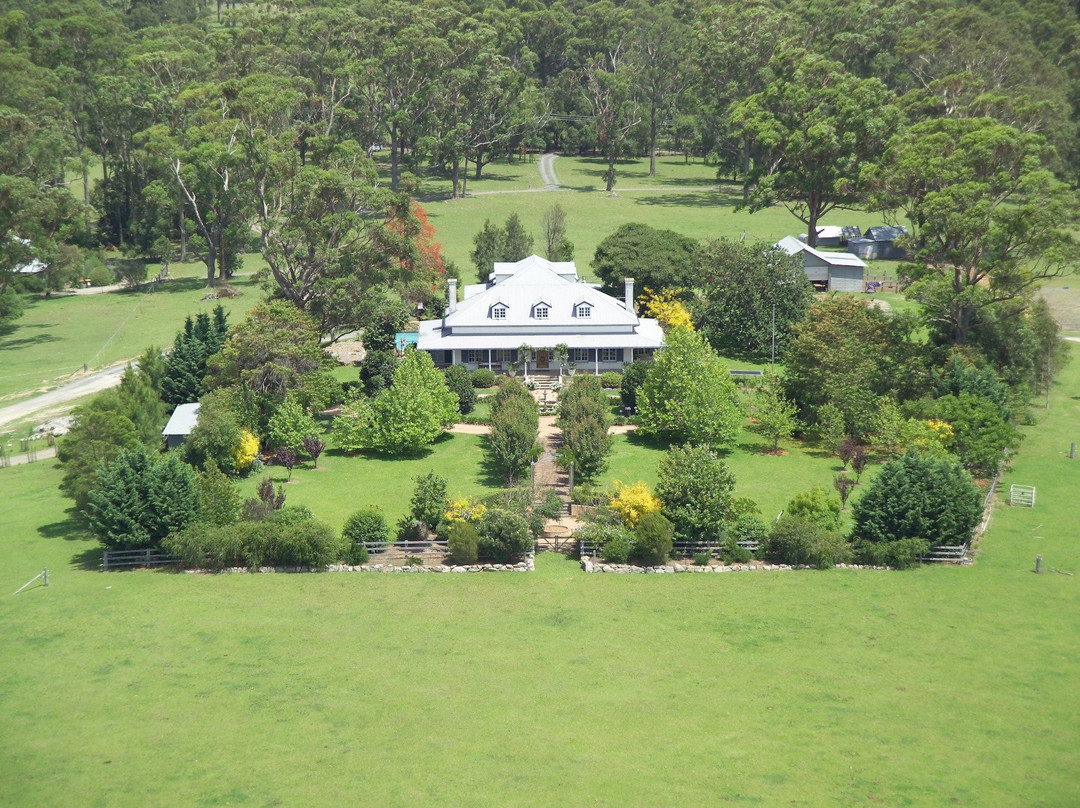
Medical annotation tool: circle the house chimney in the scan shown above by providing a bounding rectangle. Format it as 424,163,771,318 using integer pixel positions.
447,278,458,313
623,277,635,313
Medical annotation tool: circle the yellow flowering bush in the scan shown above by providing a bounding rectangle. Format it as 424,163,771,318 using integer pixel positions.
232,429,260,472
641,287,694,332
444,496,486,525
907,418,953,458
608,481,662,527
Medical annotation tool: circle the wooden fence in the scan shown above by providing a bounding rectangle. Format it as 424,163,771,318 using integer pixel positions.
102,548,178,571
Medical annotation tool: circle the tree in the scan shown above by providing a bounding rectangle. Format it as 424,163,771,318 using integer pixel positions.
852,453,983,554
444,364,477,416
636,326,743,447
303,435,326,468
197,461,241,527
583,42,641,193
655,444,736,545
865,117,1080,346
502,212,534,262
335,349,458,455
477,508,533,562
471,219,504,283
785,487,842,532
162,308,229,406
731,50,902,246
695,240,813,361
620,360,650,412
784,295,921,439
541,203,574,262
411,471,448,531
933,394,1021,477
557,375,612,481
58,408,142,513
591,223,697,298
632,510,674,565
267,396,319,455
87,447,200,549
274,446,298,480
753,370,799,451
487,379,540,483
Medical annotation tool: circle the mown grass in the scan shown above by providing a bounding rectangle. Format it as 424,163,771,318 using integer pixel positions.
237,432,501,531
0,274,262,401
2,354,1079,806
422,155,888,285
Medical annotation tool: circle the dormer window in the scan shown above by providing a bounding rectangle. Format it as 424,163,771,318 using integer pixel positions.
533,302,550,320
491,304,507,320
576,302,592,318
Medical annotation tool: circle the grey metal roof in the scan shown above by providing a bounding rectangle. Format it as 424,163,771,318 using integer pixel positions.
162,403,201,436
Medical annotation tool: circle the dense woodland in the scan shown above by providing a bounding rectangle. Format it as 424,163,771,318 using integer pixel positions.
3,0,1080,321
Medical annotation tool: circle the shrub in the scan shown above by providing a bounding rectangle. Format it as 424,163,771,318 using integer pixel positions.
87,447,200,550
268,396,318,453
721,534,752,564
785,486,842,531
599,371,623,389
693,551,712,566
444,364,477,415
632,511,674,565
163,516,343,570
443,496,487,526
242,477,286,521
852,453,982,549
620,360,650,411
608,481,662,527
396,517,427,544
477,508,533,562
767,516,851,569
487,386,541,482
855,537,931,569
470,368,497,389
342,507,390,562
656,444,736,544
535,488,565,520
575,520,634,559
728,513,769,555
411,471,448,531
447,520,480,564
601,532,635,563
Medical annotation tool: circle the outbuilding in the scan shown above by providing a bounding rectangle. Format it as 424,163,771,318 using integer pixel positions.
162,403,200,450
776,236,868,293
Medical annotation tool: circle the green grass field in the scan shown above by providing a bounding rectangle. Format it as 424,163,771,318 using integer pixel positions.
2,354,1078,805
0,274,262,402
422,155,887,284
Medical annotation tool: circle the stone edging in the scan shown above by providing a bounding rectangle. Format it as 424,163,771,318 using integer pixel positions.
181,553,535,574
581,559,888,573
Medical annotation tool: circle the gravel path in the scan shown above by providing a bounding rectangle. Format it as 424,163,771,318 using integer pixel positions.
536,153,561,189
0,362,130,429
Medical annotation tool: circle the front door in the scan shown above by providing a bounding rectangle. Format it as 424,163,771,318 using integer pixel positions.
535,350,549,369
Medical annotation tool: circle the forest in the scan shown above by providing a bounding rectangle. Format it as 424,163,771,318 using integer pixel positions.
1,0,1079,346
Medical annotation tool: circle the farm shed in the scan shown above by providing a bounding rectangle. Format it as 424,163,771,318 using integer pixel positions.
848,225,908,260
776,236,868,293
162,403,200,450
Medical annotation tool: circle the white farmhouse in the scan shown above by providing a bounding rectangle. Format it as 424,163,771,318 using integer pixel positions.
417,255,664,375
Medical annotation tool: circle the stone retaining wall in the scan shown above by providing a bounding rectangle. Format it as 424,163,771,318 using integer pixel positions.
581,559,887,573
181,553,535,574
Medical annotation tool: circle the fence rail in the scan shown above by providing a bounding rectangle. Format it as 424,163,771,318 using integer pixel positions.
579,539,759,560
102,548,179,571
364,539,449,554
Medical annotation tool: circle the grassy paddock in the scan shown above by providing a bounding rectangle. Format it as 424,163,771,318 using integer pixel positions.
2,361,1079,805
0,274,262,401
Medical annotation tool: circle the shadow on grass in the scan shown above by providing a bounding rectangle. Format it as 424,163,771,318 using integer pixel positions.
0,332,61,352
38,508,92,542
71,545,103,571
631,190,735,208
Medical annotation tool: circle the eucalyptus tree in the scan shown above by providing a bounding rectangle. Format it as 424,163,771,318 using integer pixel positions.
731,49,902,246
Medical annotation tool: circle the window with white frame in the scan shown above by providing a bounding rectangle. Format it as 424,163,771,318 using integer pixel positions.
633,348,655,360
491,304,507,320
533,303,550,319
493,349,514,363
570,348,590,363
576,303,592,318
600,348,621,362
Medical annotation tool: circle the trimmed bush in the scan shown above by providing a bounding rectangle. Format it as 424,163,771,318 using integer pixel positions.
721,534,752,564
599,371,623,389
855,537,931,569
163,516,343,570
444,364,477,415
766,516,851,569
342,507,389,563
601,532,635,563
471,368,497,389
447,521,480,564
477,508,533,562
632,511,674,565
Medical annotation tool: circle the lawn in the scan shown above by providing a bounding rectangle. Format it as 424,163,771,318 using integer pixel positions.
0,274,262,402
422,155,890,285
2,357,1079,805
237,432,501,531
